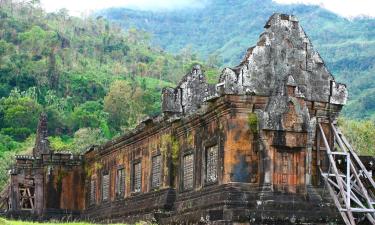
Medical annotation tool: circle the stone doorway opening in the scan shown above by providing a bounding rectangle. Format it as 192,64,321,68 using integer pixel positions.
19,180,35,210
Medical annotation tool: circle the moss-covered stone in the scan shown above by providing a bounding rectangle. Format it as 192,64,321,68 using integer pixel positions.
57,170,68,183
171,137,179,166
248,112,259,134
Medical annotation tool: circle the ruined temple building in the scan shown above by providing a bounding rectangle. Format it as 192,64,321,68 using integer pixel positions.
6,14,375,224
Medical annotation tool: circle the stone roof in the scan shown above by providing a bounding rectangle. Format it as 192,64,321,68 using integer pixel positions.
218,13,347,105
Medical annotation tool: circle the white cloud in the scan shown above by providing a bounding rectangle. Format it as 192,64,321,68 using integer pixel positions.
273,0,375,18
40,0,206,16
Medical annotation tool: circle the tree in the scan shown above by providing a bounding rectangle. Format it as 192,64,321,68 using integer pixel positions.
49,136,72,152
339,118,375,156
207,53,222,68
71,128,107,153
0,134,20,154
71,100,106,131
0,88,42,140
104,80,145,131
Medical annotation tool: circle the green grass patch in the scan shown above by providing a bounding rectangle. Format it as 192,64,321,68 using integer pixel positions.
0,218,154,225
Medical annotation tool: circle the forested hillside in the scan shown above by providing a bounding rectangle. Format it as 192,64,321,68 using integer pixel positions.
101,0,375,119
0,0,217,188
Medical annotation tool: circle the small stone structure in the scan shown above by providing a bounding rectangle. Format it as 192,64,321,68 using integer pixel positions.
6,13,373,224
8,113,85,220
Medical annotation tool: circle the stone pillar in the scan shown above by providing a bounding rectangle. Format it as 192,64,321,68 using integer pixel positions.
259,131,273,191
305,117,316,186
10,175,19,211
33,174,44,216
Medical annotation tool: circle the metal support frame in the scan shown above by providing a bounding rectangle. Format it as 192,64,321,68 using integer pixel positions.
318,123,375,225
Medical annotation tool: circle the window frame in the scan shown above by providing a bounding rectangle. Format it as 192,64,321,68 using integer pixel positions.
182,152,194,191
116,166,125,198
89,178,96,206
131,160,142,193
151,154,162,189
101,171,110,202
205,144,219,185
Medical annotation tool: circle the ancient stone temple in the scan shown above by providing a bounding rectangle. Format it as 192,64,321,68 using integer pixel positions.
6,13,374,224
8,113,85,219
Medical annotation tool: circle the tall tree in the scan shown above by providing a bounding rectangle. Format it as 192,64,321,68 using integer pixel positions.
104,80,145,131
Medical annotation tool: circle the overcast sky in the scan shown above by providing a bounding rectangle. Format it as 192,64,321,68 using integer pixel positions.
40,0,375,18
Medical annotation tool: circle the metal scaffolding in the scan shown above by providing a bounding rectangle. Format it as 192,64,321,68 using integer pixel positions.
319,123,375,225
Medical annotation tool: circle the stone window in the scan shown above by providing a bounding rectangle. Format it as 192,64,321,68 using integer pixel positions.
102,173,109,201
183,154,194,190
89,179,96,205
206,145,218,183
116,168,125,197
132,161,142,193
151,155,161,188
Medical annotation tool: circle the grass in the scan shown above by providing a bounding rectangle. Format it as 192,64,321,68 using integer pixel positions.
0,218,153,225
0,218,93,225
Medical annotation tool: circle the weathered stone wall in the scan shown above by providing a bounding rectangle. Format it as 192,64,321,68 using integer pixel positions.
162,65,216,115
83,120,176,221
82,90,344,224
84,125,174,197
43,154,85,211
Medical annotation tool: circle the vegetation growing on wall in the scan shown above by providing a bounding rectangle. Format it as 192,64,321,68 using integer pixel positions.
247,113,259,134
159,134,170,158
187,132,194,147
84,161,104,178
56,170,68,184
159,133,180,180
171,137,180,167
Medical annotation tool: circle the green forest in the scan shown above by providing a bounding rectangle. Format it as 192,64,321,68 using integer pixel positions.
0,0,374,191
0,0,218,188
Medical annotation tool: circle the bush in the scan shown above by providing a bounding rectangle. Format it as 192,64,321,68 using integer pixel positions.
71,101,106,131
1,127,32,141
0,134,20,155
339,118,375,156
